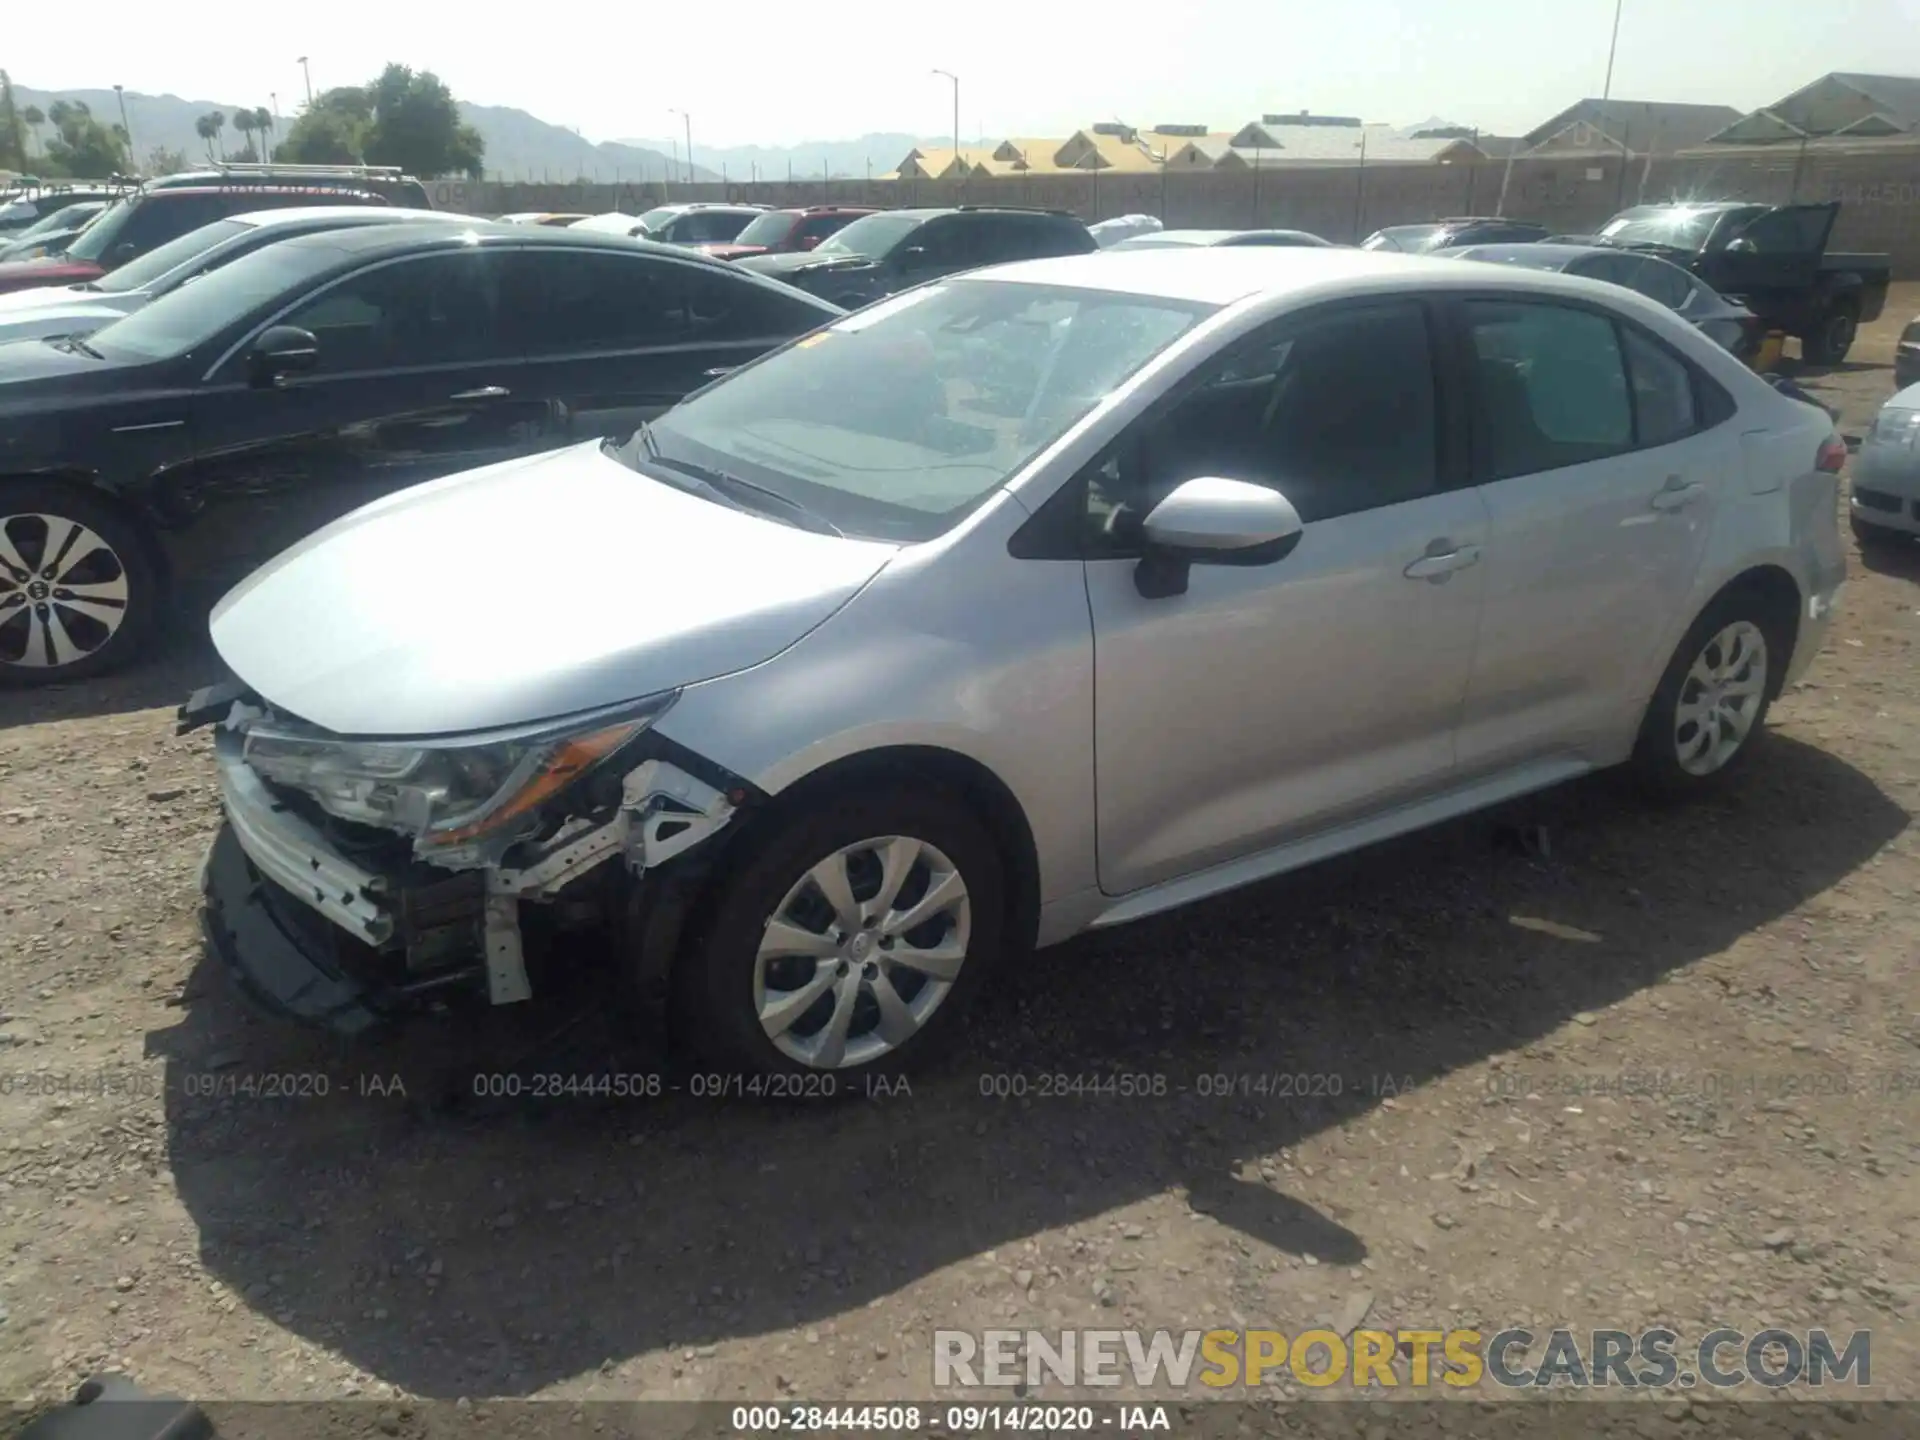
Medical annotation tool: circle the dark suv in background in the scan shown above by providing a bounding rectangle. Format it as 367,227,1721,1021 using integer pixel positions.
0,185,390,295
145,162,434,209
736,205,1097,307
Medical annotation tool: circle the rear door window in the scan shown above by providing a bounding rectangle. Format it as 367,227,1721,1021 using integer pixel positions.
1463,300,1634,478
1633,257,1694,311
504,249,687,353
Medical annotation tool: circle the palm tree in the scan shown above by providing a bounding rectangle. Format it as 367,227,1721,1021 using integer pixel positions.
194,112,220,162
210,109,226,160
253,106,275,160
20,104,43,156
233,109,256,159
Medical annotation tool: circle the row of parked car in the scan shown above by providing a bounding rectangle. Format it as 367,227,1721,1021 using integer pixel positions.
1,166,1861,1082
0,164,1906,691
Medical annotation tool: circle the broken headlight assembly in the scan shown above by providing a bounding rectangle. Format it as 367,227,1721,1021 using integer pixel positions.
239,692,679,855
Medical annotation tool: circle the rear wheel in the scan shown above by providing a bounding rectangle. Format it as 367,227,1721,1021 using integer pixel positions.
1630,591,1786,796
672,784,1006,1079
1802,304,1859,366
0,483,159,687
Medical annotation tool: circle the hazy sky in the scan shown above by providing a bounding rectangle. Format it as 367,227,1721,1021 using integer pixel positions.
13,0,1920,149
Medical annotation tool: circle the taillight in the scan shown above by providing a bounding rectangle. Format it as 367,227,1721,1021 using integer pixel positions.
1816,434,1848,473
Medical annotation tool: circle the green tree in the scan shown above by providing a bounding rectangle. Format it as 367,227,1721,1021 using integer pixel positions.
233,108,257,158
276,67,482,178
145,144,188,176
194,111,224,162
253,107,275,159
21,104,44,158
0,71,28,172
41,103,129,178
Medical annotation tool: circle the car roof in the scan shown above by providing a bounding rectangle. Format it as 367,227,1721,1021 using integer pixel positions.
971,245,1665,309
136,185,388,201
1444,242,1606,268
263,218,754,270
227,204,451,228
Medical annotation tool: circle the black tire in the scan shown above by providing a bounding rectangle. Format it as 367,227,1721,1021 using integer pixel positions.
1852,514,1905,551
1629,588,1789,798
0,482,160,688
1802,304,1858,366
672,782,1007,1080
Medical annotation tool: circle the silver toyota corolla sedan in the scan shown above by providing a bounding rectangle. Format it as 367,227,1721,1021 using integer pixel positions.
183,247,1847,1077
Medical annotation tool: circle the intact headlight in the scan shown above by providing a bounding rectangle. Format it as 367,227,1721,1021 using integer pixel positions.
1871,407,1920,447
241,692,677,851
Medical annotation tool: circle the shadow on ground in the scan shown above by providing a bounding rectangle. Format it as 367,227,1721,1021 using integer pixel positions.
146,735,1905,1396
0,596,224,731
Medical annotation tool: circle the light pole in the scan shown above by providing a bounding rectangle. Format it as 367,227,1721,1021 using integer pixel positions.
931,69,959,177
669,108,693,183
296,57,313,107
112,84,135,169
1601,0,1624,101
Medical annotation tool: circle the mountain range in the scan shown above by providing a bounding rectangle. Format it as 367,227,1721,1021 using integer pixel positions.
11,82,720,182
616,134,952,182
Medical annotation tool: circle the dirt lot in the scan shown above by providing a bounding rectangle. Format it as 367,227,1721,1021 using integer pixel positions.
3,291,1920,1416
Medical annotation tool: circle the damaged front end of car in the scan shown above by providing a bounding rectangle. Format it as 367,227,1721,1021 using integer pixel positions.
178,680,757,1040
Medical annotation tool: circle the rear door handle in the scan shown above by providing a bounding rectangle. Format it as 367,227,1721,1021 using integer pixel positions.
1650,476,1706,511
1403,543,1482,580
450,385,510,400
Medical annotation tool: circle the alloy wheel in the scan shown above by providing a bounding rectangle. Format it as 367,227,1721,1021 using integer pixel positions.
0,512,132,671
1673,620,1769,777
753,834,972,1069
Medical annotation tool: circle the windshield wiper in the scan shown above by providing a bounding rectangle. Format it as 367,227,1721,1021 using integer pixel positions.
608,427,845,537
46,334,104,359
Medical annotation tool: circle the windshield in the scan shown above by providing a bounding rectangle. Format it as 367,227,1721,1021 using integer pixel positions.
1362,225,1444,252
11,204,102,243
731,211,800,247
814,212,926,258
1598,207,1723,251
627,279,1214,543
634,207,680,235
61,198,138,264
93,218,253,293
85,241,342,363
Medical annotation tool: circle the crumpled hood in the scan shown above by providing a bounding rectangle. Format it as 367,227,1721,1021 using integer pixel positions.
210,442,901,737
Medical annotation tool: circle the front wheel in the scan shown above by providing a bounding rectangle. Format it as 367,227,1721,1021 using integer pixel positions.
0,483,159,687
1629,593,1783,796
673,784,1007,1078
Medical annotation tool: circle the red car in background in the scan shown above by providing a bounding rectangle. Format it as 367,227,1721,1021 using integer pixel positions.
0,185,389,296
698,205,876,261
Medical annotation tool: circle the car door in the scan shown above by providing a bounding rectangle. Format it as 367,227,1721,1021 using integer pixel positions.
176,247,554,578
503,247,833,443
1699,203,1838,296
1450,296,1730,774
1082,298,1491,895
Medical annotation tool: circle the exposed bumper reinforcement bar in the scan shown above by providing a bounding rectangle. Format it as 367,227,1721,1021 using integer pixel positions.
213,729,393,948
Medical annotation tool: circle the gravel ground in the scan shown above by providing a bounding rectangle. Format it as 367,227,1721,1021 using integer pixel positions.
3,291,1919,1416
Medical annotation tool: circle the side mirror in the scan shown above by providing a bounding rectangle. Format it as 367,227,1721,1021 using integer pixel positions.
896,244,931,268
1134,477,1304,599
247,325,319,388
108,241,138,266
796,234,821,250
1724,237,1758,255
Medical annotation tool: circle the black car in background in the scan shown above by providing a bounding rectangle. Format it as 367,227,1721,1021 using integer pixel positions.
1438,242,1766,362
1590,201,1889,364
0,224,841,684
736,205,1098,308
1360,216,1550,252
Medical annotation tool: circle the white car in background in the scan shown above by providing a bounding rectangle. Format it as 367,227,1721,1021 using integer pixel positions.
0,205,481,345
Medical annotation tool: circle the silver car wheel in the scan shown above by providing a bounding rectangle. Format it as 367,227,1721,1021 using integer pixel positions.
0,512,132,670
1673,620,1768,777
754,834,972,1070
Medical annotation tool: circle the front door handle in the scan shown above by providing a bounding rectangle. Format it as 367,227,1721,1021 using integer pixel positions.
1404,543,1482,581
450,385,510,400
702,366,737,378
1650,476,1706,511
